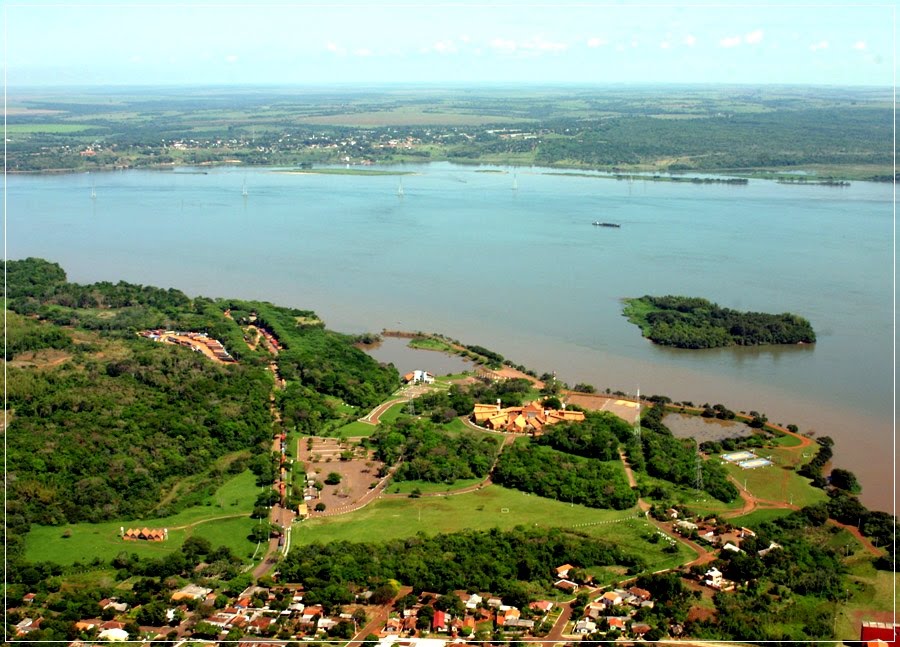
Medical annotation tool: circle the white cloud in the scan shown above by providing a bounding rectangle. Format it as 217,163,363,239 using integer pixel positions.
325,42,346,55
354,48,373,57
852,40,867,50
719,35,741,48
490,38,517,52
224,54,239,64
586,36,607,48
630,39,638,48
459,34,470,43
490,36,567,55
744,29,764,44
659,41,671,49
683,34,696,47
432,40,457,54
615,44,625,52
129,55,143,63
809,40,829,52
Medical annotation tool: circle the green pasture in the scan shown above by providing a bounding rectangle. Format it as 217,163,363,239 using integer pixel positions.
335,420,379,438
719,457,826,508
25,471,261,565
408,337,456,353
636,472,745,517
386,478,484,495
728,508,793,528
295,485,692,576
379,401,408,424
295,485,638,544
835,559,898,640
6,123,97,134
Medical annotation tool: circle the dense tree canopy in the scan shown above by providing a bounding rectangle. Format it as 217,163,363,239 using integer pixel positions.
493,442,637,510
623,295,816,349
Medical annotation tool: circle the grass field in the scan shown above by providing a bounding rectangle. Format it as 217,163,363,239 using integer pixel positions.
728,508,794,528
408,337,457,353
716,452,826,508
378,401,408,424
335,420,379,438
25,471,261,565
295,485,692,578
6,123,98,134
386,478,484,495
835,559,898,639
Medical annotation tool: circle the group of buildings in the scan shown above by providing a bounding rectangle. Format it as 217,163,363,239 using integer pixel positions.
138,330,236,363
472,400,585,433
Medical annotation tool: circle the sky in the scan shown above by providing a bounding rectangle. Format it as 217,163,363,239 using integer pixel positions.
3,2,895,87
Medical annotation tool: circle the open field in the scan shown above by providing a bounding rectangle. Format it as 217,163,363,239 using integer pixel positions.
720,458,827,508
835,559,899,639
728,508,794,528
294,485,693,577
25,471,261,565
294,108,533,127
295,485,639,543
6,123,98,134
386,477,484,495
335,420,380,438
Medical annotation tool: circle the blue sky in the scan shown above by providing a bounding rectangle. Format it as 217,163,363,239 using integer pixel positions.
5,2,895,86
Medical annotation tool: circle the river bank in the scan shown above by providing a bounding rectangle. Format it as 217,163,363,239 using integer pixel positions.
8,163,892,510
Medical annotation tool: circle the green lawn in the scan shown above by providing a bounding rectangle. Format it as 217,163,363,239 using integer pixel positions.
6,123,98,134
386,478,484,495
295,485,639,545
408,337,456,353
379,402,408,424
718,456,826,508
335,420,379,438
293,485,689,575
728,508,794,528
25,471,261,565
836,559,898,640
636,472,745,517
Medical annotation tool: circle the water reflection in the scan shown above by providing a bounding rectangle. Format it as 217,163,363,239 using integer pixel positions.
362,336,475,377
663,413,755,443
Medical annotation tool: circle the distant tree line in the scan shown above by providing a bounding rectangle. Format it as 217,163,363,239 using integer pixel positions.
280,526,645,607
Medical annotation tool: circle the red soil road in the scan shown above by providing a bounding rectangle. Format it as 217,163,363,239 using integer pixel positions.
347,586,413,647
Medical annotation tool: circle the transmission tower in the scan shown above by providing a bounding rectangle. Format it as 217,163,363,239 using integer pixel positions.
633,387,641,440
694,443,704,492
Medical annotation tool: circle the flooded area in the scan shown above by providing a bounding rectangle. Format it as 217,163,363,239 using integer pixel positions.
663,413,756,443
361,335,475,377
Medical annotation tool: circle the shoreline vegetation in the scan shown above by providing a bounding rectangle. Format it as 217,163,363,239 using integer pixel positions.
6,86,894,182
276,168,416,176
622,295,817,349
5,258,894,644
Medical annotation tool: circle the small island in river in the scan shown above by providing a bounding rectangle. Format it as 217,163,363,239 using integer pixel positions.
622,295,816,349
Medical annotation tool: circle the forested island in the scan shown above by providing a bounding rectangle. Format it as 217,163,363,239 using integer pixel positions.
622,295,816,349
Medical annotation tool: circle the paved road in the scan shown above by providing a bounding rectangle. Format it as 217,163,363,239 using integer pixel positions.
347,586,413,647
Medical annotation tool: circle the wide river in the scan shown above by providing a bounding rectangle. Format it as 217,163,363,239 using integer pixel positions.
8,163,895,511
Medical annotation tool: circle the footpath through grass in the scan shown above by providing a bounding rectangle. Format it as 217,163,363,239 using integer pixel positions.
25,471,261,565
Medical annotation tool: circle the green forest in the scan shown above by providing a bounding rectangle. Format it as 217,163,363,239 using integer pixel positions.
623,295,816,349
279,526,644,607
371,417,500,484
3,258,398,572
7,86,894,180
